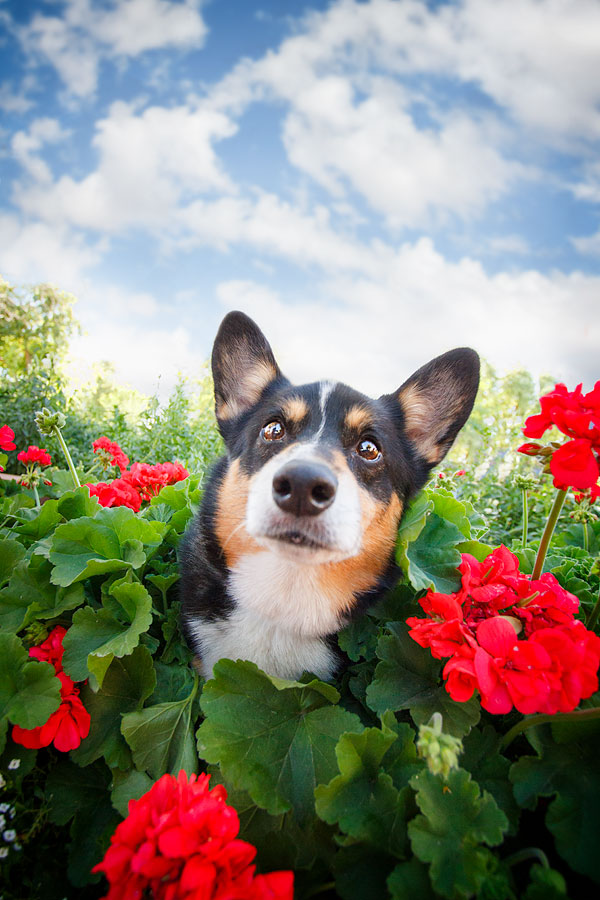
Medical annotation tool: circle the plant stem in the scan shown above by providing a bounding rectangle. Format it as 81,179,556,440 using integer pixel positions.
33,485,40,508
587,587,600,632
583,521,589,552
54,426,80,489
505,848,550,869
522,489,528,546
500,706,600,750
531,488,567,580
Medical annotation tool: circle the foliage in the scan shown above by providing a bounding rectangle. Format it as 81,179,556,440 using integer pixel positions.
1,458,600,899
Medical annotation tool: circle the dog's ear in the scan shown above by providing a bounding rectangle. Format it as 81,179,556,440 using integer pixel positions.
384,348,480,468
211,311,283,426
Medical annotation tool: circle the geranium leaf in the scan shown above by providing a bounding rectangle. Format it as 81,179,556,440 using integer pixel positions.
0,538,26,587
0,632,61,729
366,622,479,739
431,488,472,539
334,844,397,900
57,485,100,520
110,768,154,817
314,717,411,856
408,767,508,898
71,645,156,770
14,499,62,540
510,726,600,884
196,659,363,823
388,859,437,899
405,513,463,593
461,725,520,832
49,506,167,587
62,580,153,681
121,675,199,778
0,557,84,632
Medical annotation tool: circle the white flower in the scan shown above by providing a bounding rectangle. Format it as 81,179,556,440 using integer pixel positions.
0,816,5,830
0,846,8,858
9,807,15,819
0,804,9,813
0,774,5,788
7,759,20,770
3,830,16,842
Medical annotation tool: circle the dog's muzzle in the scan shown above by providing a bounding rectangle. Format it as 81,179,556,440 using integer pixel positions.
272,460,337,518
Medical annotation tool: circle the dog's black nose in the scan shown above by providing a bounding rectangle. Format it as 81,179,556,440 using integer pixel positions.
272,461,337,517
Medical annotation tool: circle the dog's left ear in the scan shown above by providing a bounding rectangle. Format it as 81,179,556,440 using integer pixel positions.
385,348,480,468
211,311,284,427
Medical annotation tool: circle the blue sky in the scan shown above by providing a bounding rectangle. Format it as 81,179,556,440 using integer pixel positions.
1,0,599,399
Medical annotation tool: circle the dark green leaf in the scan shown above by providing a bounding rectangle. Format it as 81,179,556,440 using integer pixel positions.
405,513,463,592
197,659,363,823
0,632,61,728
111,768,153,817
71,645,156,769
0,538,26,587
408,767,508,898
121,674,199,778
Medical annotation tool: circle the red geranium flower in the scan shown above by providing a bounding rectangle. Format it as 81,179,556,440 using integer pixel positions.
12,672,90,752
93,436,130,472
12,626,90,753
93,771,293,900
88,478,142,512
549,438,599,491
17,445,52,466
407,546,600,715
0,424,16,451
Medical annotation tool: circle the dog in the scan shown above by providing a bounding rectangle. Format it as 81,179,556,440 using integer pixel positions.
180,311,479,681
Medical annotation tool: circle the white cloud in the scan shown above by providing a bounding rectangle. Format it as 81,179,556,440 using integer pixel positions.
571,230,600,256
13,100,236,231
11,118,71,184
17,0,207,97
0,214,104,288
216,239,600,396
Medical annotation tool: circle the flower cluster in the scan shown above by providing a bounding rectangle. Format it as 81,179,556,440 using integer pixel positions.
17,444,53,490
0,425,16,452
93,436,130,472
407,546,600,715
519,381,600,493
93,770,293,900
88,437,189,512
12,626,90,753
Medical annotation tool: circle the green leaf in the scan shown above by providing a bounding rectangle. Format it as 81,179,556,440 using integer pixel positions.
431,488,472,539
111,768,154,817
49,506,167,587
46,758,118,887
457,540,495,562
62,579,153,681
337,615,380,662
0,538,26,587
388,859,437,900
461,726,520,833
366,622,479,737
14,499,62,540
0,632,61,728
0,556,84,632
408,767,508,899
197,659,363,823
71,645,156,769
121,675,199,779
57,485,100,520
510,726,600,883
522,864,568,900
405,513,463,592
334,844,397,900
314,715,411,856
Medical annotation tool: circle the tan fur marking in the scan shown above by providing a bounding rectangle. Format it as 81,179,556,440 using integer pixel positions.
344,405,372,433
319,491,403,615
218,359,278,421
398,382,439,463
214,459,261,566
282,396,309,424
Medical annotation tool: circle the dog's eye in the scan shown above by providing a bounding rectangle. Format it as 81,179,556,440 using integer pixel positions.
262,421,285,442
356,439,381,461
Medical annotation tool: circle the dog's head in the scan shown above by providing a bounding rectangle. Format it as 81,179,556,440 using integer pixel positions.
211,311,479,574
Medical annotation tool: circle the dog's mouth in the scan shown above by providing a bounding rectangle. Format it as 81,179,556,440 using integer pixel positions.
272,530,327,550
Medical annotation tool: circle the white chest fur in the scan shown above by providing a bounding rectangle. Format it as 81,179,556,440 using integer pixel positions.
189,550,342,681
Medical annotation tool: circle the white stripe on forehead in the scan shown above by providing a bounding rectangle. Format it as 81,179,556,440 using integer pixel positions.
314,380,336,442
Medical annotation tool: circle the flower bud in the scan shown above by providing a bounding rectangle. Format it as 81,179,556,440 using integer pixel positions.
34,407,66,435
416,713,463,779
512,473,538,491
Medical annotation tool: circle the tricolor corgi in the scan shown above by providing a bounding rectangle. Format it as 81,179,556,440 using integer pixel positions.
180,311,479,681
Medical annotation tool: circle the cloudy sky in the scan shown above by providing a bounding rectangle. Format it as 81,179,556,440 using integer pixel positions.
1,0,599,399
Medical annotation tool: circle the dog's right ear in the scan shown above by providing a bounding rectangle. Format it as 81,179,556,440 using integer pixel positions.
211,311,283,429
